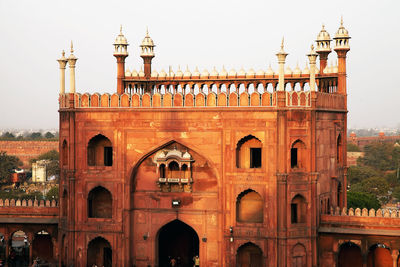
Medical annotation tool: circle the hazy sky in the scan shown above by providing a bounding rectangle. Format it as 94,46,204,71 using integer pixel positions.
0,0,399,129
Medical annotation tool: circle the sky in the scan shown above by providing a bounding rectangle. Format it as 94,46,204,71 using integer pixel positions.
0,0,399,130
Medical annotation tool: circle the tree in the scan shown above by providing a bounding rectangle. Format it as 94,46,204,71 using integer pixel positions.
350,177,390,198
347,165,380,185
347,143,361,152
34,150,59,162
0,132,15,140
347,191,380,210
44,132,55,139
30,132,42,140
0,151,22,182
358,142,398,171
46,186,59,200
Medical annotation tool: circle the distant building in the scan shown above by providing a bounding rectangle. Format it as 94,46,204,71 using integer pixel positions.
349,132,400,149
31,160,51,183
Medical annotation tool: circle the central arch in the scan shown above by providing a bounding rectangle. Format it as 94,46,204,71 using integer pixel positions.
157,220,199,267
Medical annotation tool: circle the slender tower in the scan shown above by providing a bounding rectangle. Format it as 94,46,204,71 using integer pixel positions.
315,25,332,75
113,26,129,95
57,50,68,94
68,42,78,108
307,45,318,91
140,28,155,80
276,38,288,92
333,17,350,95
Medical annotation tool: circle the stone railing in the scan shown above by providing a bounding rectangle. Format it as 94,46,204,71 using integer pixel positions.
327,206,400,219
315,92,345,110
0,198,58,207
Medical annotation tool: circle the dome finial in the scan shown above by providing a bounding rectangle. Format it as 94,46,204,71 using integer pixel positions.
146,26,149,37
62,50,65,58
70,41,74,54
341,15,344,26
281,37,284,51
120,25,123,34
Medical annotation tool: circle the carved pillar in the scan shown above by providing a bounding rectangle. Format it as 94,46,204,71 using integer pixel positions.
28,233,33,265
52,237,58,263
392,250,399,267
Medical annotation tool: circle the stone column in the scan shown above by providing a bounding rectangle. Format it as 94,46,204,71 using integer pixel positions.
276,38,288,92
57,51,68,95
68,42,78,94
307,45,318,92
392,250,399,267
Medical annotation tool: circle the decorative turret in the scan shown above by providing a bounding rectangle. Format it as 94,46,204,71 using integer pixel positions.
333,17,350,95
307,45,318,91
140,28,155,80
113,26,129,95
276,38,288,91
315,24,332,75
57,50,68,94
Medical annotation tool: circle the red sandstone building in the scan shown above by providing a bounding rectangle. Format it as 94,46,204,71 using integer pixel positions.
1,19,398,267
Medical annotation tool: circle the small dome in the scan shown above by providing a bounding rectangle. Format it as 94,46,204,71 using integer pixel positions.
139,67,145,77
238,68,246,76
266,65,274,76
140,28,155,57
168,68,175,78
256,69,265,76
114,26,128,45
131,69,138,77
182,151,192,159
125,68,131,77
246,68,255,77
293,64,302,75
175,66,183,78
317,25,331,41
159,69,167,78
201,69,209,78
141,29,155,47
303,64,310,75
211,67,219,77
151,70,158,78
285,66,292,75
335,18,349,39
228,69,237,77
219,66,228,77
192,67,200,77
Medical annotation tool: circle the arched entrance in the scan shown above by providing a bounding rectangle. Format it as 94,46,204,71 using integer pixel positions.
32,230,53,263
236,242,262,267
87,237,112,267
338,242,362,267
158,220,199,267
10,230,29,267
367,244,392,267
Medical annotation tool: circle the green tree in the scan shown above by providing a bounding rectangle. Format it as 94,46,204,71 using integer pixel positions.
347,191,380,210
358,142,397,171
0,132,15,140
347,143,361,152
0,151,22,182
46,186,59,200
44,132,55,139
347,165,380,185
30,132,42,140
350,177,390,197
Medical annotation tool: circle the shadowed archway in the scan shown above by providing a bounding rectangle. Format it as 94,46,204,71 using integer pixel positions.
157,220,199,267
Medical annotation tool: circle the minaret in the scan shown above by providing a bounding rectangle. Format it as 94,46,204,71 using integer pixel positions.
57,50,68,94
113,26,129,95
140,28,155,80
307,45,318,91
333,17,350,95
276,38,288,91
68,42,78,94
315,24,332,75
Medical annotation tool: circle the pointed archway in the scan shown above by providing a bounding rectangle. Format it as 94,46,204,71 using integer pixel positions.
157,220,199,267
236,242,262,267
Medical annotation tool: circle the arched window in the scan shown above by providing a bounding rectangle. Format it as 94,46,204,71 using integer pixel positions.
237,242,262,266
236,135,262,168
159,164,166,178
291,194,306,224
182,164,188,179
292,244,306,267
337,182,343,209
291,140,306,169
168,161,180,178
62,190,67,217
87,134,113,166
337,134,343,164
88,186,112,218
236,189,263,223
62,140,68,166
87,237,112,267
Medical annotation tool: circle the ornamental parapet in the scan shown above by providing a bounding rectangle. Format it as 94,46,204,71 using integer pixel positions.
0,198,58,207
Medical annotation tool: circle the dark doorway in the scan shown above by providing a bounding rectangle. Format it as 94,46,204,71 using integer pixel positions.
87,237,112,267
158,220,199,267
32,231,53,263
236,242,262,267
338,242,362,267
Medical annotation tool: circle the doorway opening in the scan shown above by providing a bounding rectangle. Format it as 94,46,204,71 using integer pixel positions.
236,242,262,267
158,220,199,267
